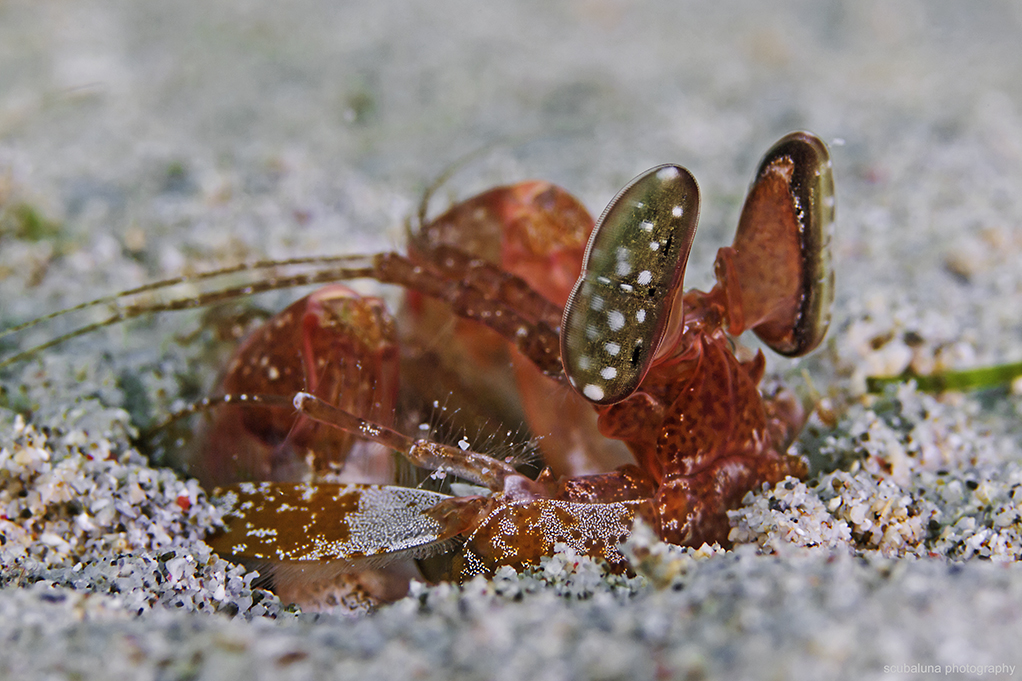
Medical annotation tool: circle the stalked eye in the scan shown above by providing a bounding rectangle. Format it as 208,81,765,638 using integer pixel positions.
726,132,834,357
561,164,700,405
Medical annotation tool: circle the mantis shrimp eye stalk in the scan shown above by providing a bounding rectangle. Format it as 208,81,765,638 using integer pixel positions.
722,131,835,357
561,164,700,405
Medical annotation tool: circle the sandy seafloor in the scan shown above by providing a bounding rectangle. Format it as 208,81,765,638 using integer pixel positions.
2,1,1022,679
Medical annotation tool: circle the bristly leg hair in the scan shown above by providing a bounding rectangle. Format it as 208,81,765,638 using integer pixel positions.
146,391,533,500
403,392,542,490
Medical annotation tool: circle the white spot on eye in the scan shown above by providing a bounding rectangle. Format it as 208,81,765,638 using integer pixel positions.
619,283,633,293
656,166,681,181
605,342,620,356
649,242,660,251
639,220,654,232
607,310,625,331
616,261,631,276
586,325,599,340
597,276,611,285
591,295,605,311
583,384,605,401
600,367,617,380
577,356,591,370
637,270,652,285
671,205,684,218
616,246,629,260
633,201,645,209
636,309,646,323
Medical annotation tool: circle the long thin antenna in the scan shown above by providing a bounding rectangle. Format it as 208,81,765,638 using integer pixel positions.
0,256,378,369
415,143,503,231
0,254,369,342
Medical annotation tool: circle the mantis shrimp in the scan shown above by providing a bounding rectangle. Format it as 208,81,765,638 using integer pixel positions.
1,132,835,610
